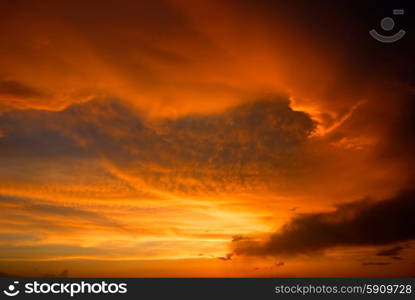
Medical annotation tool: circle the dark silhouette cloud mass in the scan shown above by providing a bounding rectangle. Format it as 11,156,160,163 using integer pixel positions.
376,246,406,257
233,189,415,256
361,262,391,266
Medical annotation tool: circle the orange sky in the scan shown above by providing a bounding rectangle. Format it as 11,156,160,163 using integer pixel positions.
0,0,414,277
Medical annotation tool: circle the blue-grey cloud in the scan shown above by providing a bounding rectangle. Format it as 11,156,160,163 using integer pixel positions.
0,96,316,192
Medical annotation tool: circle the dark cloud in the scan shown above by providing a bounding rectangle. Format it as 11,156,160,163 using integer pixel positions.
0,0,413,277
0,80,52,112
361,262,391,266
232,235,245,242
0,271,18,278
275,261,284,267
0,96,315,192
233,189,415,257
376,246,406,257
40,270,69,278
217,253,233,261
59,270,69,278
226,0,414,109
0,109,89,159
380,94,415,175
0,80,47,99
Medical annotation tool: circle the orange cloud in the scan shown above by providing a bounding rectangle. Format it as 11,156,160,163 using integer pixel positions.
0,0,414,277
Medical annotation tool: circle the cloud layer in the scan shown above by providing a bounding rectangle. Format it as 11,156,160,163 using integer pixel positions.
233,189,415,256
0,0,414,277
0,96,315,194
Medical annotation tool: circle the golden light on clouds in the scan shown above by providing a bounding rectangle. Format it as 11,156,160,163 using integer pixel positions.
0,0,414,277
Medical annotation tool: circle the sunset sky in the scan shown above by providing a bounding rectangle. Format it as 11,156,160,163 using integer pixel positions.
0,0,414,277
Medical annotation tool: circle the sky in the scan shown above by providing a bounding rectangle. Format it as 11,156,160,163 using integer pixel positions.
0,0,414,277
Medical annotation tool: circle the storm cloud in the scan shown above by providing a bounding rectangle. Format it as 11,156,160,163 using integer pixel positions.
233,189,415,257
